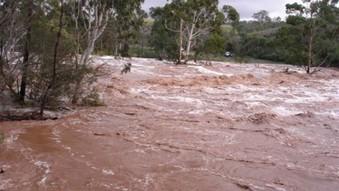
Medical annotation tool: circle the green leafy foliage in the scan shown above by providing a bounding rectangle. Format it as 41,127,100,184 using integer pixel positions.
242,1,339,69
0,0,145,117
149,7,179,60
149,0,223,62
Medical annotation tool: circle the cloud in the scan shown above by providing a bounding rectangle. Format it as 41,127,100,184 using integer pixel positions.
142,0,302,20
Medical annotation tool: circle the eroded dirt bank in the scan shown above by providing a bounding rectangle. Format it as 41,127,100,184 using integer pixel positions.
1,57,339,191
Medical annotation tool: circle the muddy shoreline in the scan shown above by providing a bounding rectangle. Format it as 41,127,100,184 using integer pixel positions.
0,110,60,121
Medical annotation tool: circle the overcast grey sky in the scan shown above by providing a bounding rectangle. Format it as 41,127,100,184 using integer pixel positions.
142,0,302,20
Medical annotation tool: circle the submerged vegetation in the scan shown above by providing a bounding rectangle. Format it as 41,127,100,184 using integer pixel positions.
0,0,144,118
0,131,4,144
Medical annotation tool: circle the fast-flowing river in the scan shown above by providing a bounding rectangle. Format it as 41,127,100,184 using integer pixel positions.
1,57,339,191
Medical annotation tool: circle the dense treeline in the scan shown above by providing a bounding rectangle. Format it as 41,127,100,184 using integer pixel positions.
128,0,339,71
241,0,339,71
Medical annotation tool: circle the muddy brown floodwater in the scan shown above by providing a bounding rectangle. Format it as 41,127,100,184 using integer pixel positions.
1,57,339,191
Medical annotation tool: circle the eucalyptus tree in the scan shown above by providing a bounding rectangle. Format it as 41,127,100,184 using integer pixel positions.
69,0,114,103
39,0,66,116
19,0,34,102
111,0,145,57
69,0,145,103
283,0,339,73
183,0,221,61
0,0,23,94
222,5,240,28
69,0,113,69
252,10,271,24
149,6,179,60
156,0,222,63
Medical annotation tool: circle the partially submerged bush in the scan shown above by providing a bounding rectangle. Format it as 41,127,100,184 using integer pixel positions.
0,131,4,144
81,91,105,107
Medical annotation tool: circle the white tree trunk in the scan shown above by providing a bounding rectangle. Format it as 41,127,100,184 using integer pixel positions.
72,1,110,103
186,22,195,61
178,19,184,64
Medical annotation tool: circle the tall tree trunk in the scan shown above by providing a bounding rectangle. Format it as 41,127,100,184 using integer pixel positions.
40,0,65,117
186,23,195,62
72,37,96,104
141,36,144,57
19,0,33,103
71,3,109,104
307,15,314,74
307,31,313,74
178,19,184,64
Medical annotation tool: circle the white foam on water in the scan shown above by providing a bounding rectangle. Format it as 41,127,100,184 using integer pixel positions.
265,184,287,191
34,160,51,185
188,65,225,76
4,134,19,144
102,169,115,176
144,174,153,187
315,110,339,118
272,106,302,117
0,179,13,190
150,95,204,107
132,62,156,69
285,90,330,104
203,87,226,94
51,128,61,144
99,56,115,60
